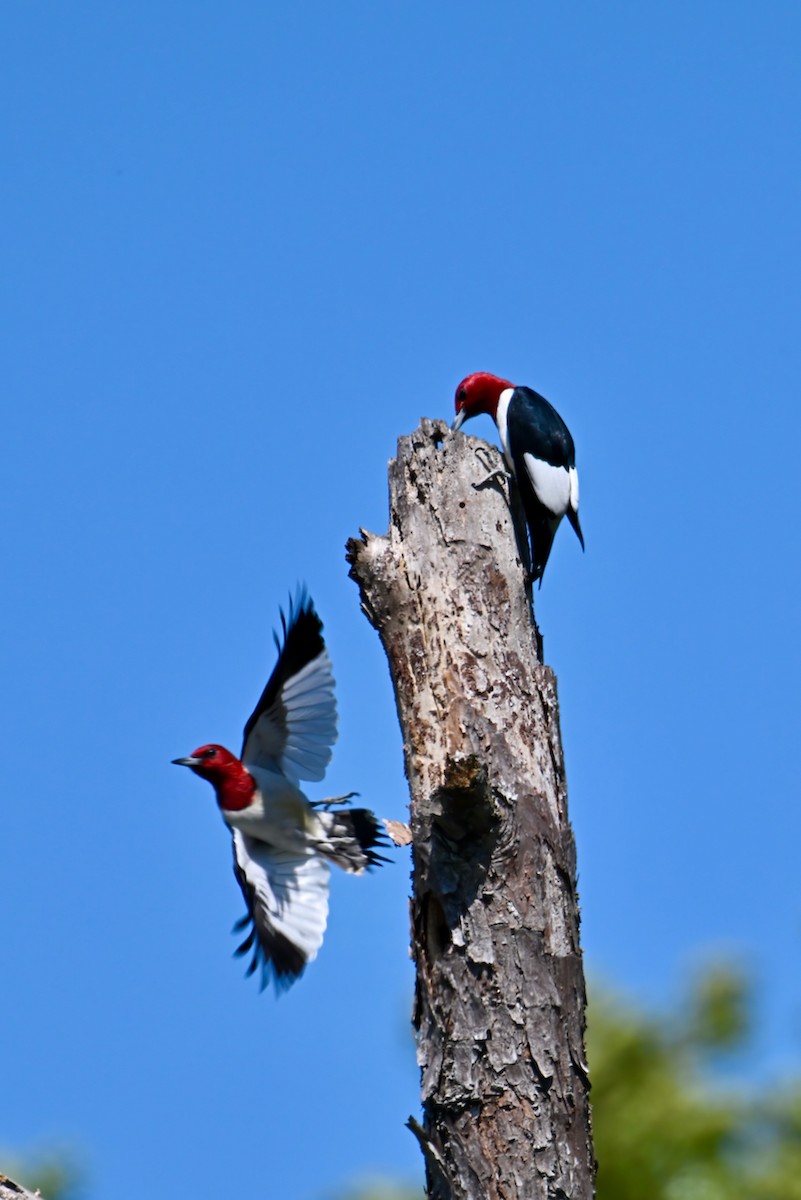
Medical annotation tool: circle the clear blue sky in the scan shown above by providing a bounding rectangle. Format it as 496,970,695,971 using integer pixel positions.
2,4,800,1197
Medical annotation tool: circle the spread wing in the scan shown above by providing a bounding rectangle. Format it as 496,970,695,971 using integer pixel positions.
231,830,330,990
241,594,338,783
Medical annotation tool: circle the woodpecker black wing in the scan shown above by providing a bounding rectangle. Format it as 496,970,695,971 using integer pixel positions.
508,387,576,469
506,387,583,582
241,595,337,782
231,830,330,990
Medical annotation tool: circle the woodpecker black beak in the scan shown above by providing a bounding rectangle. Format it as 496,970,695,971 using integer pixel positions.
451,410,467,434
172,756,201,768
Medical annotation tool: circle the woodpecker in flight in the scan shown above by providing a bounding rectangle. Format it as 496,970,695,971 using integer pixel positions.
452,371,584,584
173,594,386,990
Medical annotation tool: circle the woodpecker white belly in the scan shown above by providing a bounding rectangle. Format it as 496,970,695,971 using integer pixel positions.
221,782,316,854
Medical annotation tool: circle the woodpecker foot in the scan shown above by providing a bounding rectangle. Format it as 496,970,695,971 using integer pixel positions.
474,467,510,489
472,445,511,491
311,791,360,809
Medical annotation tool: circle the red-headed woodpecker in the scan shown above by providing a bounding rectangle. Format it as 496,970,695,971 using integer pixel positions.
173,594,386,990
452,372,584,584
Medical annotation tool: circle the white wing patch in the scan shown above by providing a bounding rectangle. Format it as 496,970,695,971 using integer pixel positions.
242,648,337,783
522,452,571,518
232,830,330,985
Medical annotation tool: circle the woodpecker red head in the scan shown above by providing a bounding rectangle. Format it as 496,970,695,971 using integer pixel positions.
453,371,514,429
452,371,584,584
173,594,387,990
172,745,257,811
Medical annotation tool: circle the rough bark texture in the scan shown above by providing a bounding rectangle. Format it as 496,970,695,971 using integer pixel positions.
347,419,594,1200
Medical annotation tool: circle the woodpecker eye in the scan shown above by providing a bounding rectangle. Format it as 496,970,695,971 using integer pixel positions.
457,387,467,403
201,748,217,760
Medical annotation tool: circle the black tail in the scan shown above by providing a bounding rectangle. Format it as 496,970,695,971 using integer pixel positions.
318,807,391,872
520,487,583,587
527,509,559,587
567,506,585,551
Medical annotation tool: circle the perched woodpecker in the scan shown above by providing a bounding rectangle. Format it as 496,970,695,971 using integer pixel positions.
452,372,584,584
173,594,386,990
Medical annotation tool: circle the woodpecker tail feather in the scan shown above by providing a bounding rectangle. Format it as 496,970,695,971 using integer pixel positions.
566,506,585,551
528,515,559,587
316,808,390,873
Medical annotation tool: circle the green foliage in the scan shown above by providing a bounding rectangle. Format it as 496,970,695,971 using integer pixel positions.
329,1179,422,1200
589,964,801,1200
0,1148,80,1200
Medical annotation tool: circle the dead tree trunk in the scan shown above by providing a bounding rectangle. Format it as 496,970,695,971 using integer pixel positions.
347,419,594,1200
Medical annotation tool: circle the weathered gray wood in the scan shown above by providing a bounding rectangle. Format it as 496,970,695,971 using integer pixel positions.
347,419,594,1200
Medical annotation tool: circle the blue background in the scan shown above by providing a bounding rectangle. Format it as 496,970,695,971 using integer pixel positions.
2,3,799,1196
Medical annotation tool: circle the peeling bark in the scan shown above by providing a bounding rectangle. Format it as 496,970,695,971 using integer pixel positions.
347,419,594,1200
